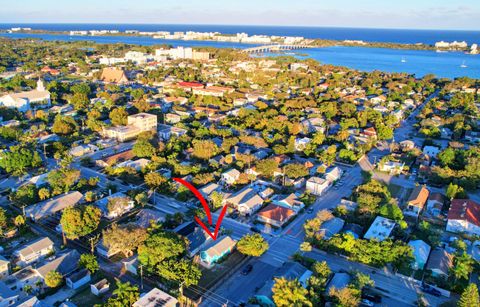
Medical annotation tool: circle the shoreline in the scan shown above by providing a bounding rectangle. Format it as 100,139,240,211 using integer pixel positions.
0,29,474,54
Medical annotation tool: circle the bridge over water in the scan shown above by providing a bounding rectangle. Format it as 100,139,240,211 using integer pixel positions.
243,44,313,54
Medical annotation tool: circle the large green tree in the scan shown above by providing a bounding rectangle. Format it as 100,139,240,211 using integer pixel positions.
138,232,186,269
237,233,269,257
272,277,312,307
60,205,101,239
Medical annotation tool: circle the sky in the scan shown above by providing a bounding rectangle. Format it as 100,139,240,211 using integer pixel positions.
1,0,480,30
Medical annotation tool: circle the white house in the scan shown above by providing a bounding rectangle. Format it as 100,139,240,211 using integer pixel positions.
447,199,480,236
294,137,312,151
306,177,330,196
221,169,240,185
225,187,263,216
14,237,54,267
324,167,343,183
133,288,178,307
0,79,50,112
91,279,110,296
0,256,9,280
96,192,135,220
363,216,396,241
66,269,91,289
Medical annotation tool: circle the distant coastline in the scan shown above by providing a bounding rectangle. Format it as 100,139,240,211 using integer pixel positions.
1,23,480,45
0,27,476,54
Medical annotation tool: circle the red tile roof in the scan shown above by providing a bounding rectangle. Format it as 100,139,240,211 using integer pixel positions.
178,81,204,88
448,199,480,227
257,204,295,223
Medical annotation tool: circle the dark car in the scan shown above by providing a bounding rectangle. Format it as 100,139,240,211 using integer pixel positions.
361,293,382,303
241,264,253,275
307,208,314,214
421,285,441,297
250,227,261,233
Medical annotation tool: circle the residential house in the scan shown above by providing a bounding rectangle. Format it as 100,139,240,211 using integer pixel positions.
123,256,138,275
274,194,305,212
221,169,240,185
0,257,9,280
404,185,429,220
96,192,134,220
318,217,345,240
225,187,264,215
91,279,110,296
186,227,212,257
157,124,187,141
35,250,80,281
0,79,50,112
426,193,445,217
136,209,165,228
14,237,54,267
99,67,129,84
15,296,42,307
306,177,330,196
116,158,150,171
96,239,120,259
426,248,453,277
25,191,83,222
199,183,221,200
257,204,296,228
0,281,19,306
324,167,343,183
465,130,480,144
294,137,312,151
446,199,480,236
363,216,396,241
66,269,91,289
408,240,431,270
379,161,404,174
200,236,236,267
133,288,178,307
102,113,157,142
4,266,40,293
326,273,351,294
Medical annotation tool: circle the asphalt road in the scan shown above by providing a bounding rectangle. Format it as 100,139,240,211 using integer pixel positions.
305,249,450,307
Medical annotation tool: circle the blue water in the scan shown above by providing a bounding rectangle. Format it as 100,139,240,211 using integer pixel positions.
1,24,480,45
1,31,480,79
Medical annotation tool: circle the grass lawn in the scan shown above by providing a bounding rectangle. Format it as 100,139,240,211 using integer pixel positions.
70,274,116,306
185,251,246,301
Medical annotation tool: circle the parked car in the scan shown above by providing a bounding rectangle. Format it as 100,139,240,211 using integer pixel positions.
421,284,441,297
250,227,261,233
360,299,375,307
361,293,382,303
241,264,253,275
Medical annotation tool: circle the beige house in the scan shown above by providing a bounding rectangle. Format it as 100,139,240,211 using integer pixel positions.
14,237,54,267
404,185,429,219
99,67,129,84
0,256,9,280
102,113,157,142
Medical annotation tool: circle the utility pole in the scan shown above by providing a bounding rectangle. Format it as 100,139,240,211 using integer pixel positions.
139,264,144,290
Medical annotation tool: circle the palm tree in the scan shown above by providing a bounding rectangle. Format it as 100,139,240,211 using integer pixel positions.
112,280,139,306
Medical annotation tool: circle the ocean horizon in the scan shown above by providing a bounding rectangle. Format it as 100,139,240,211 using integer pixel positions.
1,23,480,45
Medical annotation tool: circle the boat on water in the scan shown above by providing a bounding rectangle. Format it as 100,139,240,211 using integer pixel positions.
461,61,467,68
401,57,406,63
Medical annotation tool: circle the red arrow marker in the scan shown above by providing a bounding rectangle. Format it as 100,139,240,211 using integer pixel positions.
173,177,228,241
